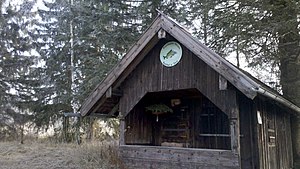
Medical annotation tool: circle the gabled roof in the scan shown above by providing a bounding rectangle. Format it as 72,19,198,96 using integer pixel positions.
79,12,300,116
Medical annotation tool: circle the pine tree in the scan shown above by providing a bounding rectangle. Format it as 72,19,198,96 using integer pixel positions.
0,0,39,141
33,1,73,132
270,0,300,165
189,0,300,165
34,0,145,139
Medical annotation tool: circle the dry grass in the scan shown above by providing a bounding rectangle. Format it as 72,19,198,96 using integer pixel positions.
74,141,123,169
0,140,122,169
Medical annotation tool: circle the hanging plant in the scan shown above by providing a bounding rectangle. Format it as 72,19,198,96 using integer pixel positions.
145,104,173,122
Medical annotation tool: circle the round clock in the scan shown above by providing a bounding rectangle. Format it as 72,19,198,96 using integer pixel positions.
160,41,182,67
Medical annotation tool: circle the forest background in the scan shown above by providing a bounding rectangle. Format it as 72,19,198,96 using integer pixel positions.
1,0,300,166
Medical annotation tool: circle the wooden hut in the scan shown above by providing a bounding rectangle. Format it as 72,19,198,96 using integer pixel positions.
80,12,300,169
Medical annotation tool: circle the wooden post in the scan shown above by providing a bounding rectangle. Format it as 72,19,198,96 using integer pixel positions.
63,116,68,142
119,114,125,145
75,116,81,145
230,105,241,169
228,91,241,168
230,117,240,154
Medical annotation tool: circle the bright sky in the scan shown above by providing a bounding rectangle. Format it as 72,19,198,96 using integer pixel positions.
3,0,48,12
5,0,278,89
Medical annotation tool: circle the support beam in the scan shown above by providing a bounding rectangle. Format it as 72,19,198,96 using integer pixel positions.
63,112,81,117
108,103,119,116
106,86,112,98
90,96,107,114
158,29,166,39
230,118,240,154
89,113,117,118
230,102,241,169
119,115,125,145
219,75,228,90
112,89,123,97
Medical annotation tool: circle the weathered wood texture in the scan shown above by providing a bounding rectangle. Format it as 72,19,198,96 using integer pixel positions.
254,97,293,169
119,38,238,120
238,95,294,169
80,16,163,116
124,96,231,150
79,13,299,169
124,103,153,145
160,16,258,99
239,95,257,169
119,118,125,145
119,145,239,169
189,98,231,149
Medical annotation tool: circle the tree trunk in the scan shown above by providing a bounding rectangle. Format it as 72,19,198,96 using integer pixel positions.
20,125,24,144
150,0,161,19
281,54,300,166
75,117,81,145
63,116,69,142
272,0,300,166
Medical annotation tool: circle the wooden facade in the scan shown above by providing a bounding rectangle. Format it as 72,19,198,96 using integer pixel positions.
80,12,300,169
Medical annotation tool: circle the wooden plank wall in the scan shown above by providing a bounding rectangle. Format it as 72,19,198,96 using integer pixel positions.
118,37,241,168
239,95,257,169
119,38,237,119
119,145,239,169
189,98,231,149
254,98,293,169
124,96,231,149
124,103,153,145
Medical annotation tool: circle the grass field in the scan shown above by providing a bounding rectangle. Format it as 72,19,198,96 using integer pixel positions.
0,141,121,169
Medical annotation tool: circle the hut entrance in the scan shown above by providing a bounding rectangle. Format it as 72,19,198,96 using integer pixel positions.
124,89,231,150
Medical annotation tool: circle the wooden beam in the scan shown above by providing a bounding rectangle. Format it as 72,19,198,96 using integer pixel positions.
199,133,230,137
90,96,120,116
112,89,123,97
63,113,81,117
219,75,228,90
158,29,166,39
106,87,112,98
119,145,239,168
230,118,240,154
119,116,125,145
90,96,107,114
161,16,258,99
108,103,119,116
88,113,116,118
80,16,163,116
229,95,241,168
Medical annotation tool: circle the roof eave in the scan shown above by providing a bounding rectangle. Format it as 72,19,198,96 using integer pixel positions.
254,87,300,115
79,14,164,116
80,12,300,117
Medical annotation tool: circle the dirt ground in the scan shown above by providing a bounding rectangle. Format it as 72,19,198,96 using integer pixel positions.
0,141,81,169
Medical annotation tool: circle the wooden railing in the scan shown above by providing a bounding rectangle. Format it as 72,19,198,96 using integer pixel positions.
119,145,239,169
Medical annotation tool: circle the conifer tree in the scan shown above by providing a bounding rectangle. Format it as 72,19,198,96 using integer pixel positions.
0,0,39,141
189,0,300,165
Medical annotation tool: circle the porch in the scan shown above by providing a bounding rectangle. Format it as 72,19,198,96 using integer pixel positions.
119,145,239,169
119,89,240,168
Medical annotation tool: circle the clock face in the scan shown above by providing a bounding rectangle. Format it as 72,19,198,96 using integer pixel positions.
160,41,182,67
